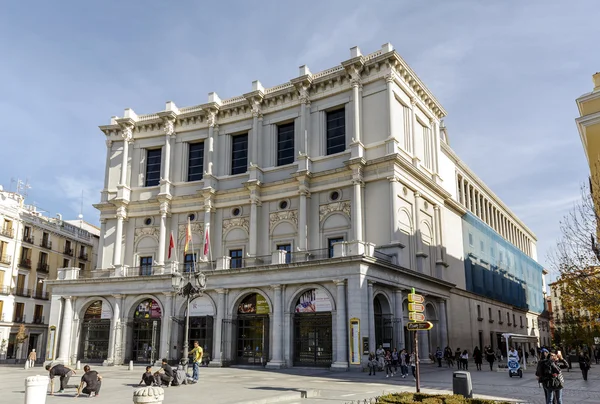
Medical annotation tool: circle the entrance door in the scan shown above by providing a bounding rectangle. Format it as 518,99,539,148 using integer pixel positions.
131,299,162,363
293,313,332,367
236,315,269,365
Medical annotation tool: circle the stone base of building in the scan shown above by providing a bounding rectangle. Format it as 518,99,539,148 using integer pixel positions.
330,361,349,371
265,360,285,369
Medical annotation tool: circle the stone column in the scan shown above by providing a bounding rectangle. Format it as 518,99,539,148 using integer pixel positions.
418,330,430,361
203,190,214,261
410,98,419,165
211,289,226,366
108,294,121,364
251,106,261,165
433,205,444,277
331,279,348,370
431,120,440,175
157,202,169,265
162,120,174,183
299,91,310,155
266,285,284,368
103,140,113,190
438,299,448,348
414,192,424,272
351,167,364,241
248,186,260,257
394,289,404,349
160,292,173,360
386,73,395,139
367,281,375,353
96,219,106,269
298,184,309,250
57,296,73,363
351,78,362,143
113,206,127,267
388,176,400,243
459,176,465,205
120,128,132,186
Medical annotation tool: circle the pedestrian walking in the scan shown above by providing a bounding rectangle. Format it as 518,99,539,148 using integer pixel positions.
27,349,36,368
485,346,495,371
460,350,469,371
578,351,591,381
384,350,394,377
399,349,408,378
391,348,399,373
188,340,203,383
594,347,600,365
409,351,417,381
473,346,482,371
368,352,377,376
45,363,76,395
536,350,564,404
139,366,154,386
435,347,443,367
455,348,462,370
75,365,102,398
444,346,454,368
376,345,385,371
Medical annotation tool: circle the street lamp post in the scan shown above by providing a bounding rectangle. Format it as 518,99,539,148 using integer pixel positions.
171,269,207,365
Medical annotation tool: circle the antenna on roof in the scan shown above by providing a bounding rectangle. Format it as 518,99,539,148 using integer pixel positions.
11,178,32,197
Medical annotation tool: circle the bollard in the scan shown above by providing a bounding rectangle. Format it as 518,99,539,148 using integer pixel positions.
132,386,164,403
25,375,49,404
24,361,29,370
76,360,81,370
129,360,134,371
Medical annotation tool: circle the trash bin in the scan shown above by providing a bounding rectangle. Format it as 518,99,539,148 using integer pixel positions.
452,371,473,398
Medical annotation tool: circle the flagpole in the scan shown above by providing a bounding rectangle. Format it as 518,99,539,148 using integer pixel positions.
208,224,213,266
190,218,196,272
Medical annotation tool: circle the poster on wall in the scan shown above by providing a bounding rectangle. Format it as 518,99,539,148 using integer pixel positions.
135,299,162,319
238,294,270,315
295,289,333,313
349,318,360,364
100,302,113,320
46,326,56,360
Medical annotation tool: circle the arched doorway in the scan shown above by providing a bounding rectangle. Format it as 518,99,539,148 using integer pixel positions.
236,293,269,366
79,301,110,362
374,294,393,350
132,298,162,364
293,288,333,367
185,296,214,362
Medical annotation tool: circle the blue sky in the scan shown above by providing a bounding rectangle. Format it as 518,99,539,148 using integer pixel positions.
0,1,596,272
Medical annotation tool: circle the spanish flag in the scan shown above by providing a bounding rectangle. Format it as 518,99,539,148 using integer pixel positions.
184,219,192,254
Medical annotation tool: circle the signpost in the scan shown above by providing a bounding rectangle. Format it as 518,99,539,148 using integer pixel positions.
406,287,433,393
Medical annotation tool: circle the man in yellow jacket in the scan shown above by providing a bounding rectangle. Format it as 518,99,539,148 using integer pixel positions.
188,341,203,383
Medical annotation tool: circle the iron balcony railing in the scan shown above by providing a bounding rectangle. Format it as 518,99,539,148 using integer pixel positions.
22,234,34,244
13,315,26,323
40,239,52,250
78,252,88,261
0,285,11,295
15,288,31,297
0,254,11,265
37,263,49,273
64,247,73,256
0,228,14,238
32,316,45,324
19,258,32,268
32,289,49,300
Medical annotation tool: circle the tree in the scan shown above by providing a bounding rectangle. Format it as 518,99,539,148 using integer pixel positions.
16,324,28,344
549,178,600,324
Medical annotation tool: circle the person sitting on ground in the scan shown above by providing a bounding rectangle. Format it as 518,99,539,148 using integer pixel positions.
139,366,154,386
154,358,174,387
75,365,102,398
46,363,76,395
171,360,188,386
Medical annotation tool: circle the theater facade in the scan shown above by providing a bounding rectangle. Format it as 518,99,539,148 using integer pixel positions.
46,43,546,369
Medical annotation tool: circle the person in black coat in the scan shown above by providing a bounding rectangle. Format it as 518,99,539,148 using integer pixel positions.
578,351,591,381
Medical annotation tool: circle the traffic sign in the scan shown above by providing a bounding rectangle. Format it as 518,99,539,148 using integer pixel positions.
408,293,424,304
409,312,425,322
408,303,425,312
406,321,433,331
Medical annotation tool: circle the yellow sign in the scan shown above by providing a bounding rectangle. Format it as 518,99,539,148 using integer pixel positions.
408,293,424,304
408,303,425,312
409,312,425,322
406,321,433,331
349,318,361,365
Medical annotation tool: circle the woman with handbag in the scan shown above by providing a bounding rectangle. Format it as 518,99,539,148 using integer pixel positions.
536,351,564,404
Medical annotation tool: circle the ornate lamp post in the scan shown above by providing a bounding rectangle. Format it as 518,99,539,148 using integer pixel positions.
171,269,206,365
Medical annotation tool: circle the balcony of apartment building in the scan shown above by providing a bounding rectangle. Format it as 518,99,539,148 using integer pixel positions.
0,285,11,296
14,287,31,297
31,288,49,300
22,233,34,245
63,246,73,257
19,258,32,269
0,254,11,266
12,314,26,323
32,315,45,325
0,227,14,239
36,262,49,273
40,238,52,250
78,251,88,261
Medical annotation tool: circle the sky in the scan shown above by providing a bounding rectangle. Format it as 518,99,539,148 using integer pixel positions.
0,0,597,273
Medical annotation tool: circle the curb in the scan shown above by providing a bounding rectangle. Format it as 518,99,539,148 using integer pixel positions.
236,389,320,404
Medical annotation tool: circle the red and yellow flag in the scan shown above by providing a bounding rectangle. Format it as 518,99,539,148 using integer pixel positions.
184,219,192,254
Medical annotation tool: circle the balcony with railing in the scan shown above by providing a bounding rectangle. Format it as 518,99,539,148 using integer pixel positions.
19,258,32,269
37,262,49,273
78,252,88,261
13,315,26,323
0,254,11,265
32,289,49,300
64,247,73,256
0,285,11,295
15,288,31,297
32,316,45,324
0,227,14,238
22,234,34,244
40,239,52,250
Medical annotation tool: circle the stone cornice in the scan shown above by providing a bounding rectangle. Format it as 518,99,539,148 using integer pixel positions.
441,141,537,240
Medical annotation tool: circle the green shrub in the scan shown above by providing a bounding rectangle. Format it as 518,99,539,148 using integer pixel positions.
421,398,443,404
375,392,512,404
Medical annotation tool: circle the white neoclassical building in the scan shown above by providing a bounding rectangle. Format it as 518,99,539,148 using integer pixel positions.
46,43,547,370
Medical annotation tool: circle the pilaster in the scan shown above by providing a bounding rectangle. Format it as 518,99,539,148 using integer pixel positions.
331,279,348,371
266,284,284,368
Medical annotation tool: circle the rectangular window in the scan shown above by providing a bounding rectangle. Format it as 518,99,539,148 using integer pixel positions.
513,314,516,326
480,240,484,252
277,123,295,166
14,302,24,322
16,274,26,296
477,304,482,319
62,258,69,268
187,142,205,182
231,134,248,175
468,233,473,247
145,149,162,187
488,307,492,320
139,256,153,276
328,237,344,258
34,305,43,323
230,249,243,269
498,310,502,323
277,244,292,264
490,247,495,258
184,253,197,272
520,316,523,327
35,278,43,298
78,263,85,271
507,312,511,324
326,108,346,155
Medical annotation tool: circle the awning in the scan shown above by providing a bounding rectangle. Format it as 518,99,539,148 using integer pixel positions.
501,333,539,343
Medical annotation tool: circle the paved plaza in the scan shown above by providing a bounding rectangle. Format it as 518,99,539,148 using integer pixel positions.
3,362,600,404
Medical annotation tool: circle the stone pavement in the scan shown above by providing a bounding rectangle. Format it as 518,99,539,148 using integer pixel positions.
2,362,599,404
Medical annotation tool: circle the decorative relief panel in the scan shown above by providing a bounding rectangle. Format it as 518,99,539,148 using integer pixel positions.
269,210,298,232
319,201,351,222
178,222,204,241
222,217,250,235
134,227,159,244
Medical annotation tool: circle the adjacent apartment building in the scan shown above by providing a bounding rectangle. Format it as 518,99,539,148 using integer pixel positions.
46,43,547,369
0,186,99,362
